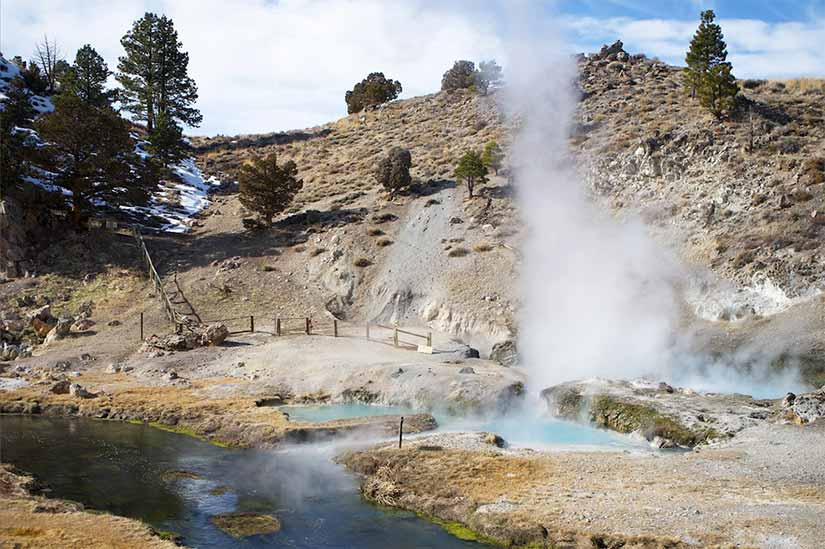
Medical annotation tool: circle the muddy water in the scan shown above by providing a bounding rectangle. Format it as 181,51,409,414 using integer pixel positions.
0,415,483,548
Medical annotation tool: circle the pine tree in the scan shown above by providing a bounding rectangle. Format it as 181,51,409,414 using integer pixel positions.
454,150,487,199
59,45,114,107
481,141,504,174
441,60,477,91
238,153,303,227
684,10,738,117
147,111,186,171
117,13,202,132
33,95,143,224
374,147,412,196
0,78,37,194
345,72,402,114
476,60,503,95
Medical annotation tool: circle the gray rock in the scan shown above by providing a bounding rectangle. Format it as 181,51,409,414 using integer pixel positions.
490,339,518,367
50,380,71,394
459,367,476,375
69,383,97,399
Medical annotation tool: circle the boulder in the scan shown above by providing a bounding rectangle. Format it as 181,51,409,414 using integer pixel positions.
69,383,97,399
597,40,625,59
200,323,229,346
44,317,73,345
71,318,96,332
785,387,825,424
26,305,55,324
50,380,71,394
490,339,518,367
459,367,476,375
457,345,480,359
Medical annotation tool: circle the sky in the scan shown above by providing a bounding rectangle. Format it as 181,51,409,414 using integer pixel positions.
2,0,823,136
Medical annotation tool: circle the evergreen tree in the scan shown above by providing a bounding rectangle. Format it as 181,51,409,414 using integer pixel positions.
117,12,202,132
33,95,142,224
476,60,503,95
374,147,412,196
59,45,114,107
481,141,504,175
0,77,37,194
345,72,402,114
454,150,487,199
441,60,477,91
238,153,303,227
684,10,738,117
147,111,186,170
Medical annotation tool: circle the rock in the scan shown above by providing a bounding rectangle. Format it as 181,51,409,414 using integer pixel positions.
166,370,178,381
658,382,674,393
459,367,476,375
79,353,93,362
52,360,71,371
787,388,825,424
490,339,518,367
30,318,54,338
782,392,796,407
651,436,676,449
200,323,229,346
482,432,506,448
106,363,121,374
44,317,73,345
391,368,404,379
597,40,625,59
107,319,122,327
458,346,480,359
449,217,463,224
26,305,55,324
71,318,95,331
77,301,94,319
50,380,71,394
69,383,96,399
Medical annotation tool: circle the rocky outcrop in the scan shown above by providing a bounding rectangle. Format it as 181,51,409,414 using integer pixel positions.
541,378,778,447
782,387,825,423
489,339,518,367
141,323,228,353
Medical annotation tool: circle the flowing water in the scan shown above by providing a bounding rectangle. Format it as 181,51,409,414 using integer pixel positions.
0,415,484,548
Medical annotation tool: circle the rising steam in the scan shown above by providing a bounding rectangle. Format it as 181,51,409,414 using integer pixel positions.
500,12,806,397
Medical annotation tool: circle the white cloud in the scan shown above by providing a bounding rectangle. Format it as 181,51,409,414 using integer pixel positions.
1,0,502,135
562,14,825,79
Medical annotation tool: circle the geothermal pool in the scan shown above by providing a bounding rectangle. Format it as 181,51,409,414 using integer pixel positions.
280,402,643,449
0,415,483,548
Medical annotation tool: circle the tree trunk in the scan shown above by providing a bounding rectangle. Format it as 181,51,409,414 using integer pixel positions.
467,177,474,198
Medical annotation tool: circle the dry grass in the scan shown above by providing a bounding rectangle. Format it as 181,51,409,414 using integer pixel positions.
769,78,825,94
472,241,495,253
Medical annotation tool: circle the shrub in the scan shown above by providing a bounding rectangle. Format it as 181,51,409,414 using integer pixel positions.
448,247,470,257
481,141,504,174
374,146,412,196
441,60,476,91
310,248,326,257
472,241,494,252
367,227,384,236
376,238,393,247
345,72,402,114
238,152,303,227
354,257,372,267
454,150,488,198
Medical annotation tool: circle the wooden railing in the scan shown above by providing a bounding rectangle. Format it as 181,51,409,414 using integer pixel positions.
131,226,182,330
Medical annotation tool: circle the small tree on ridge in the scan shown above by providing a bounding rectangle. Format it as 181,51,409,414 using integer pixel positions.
454,150,487,199
238,153,303,227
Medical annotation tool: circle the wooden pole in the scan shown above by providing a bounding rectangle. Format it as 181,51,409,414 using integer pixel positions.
276,318,281,336
365,322,370,339
140,312,144,341
333,319,338,337
426,332,432,347
398,416,404,449
305,317,310,335
393,326,399,347
250,315,254,333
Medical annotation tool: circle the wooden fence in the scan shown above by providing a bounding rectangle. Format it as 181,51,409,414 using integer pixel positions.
131,226,183,330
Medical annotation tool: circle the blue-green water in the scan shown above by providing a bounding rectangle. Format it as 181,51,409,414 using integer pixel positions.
279,402,641,450
0,415,484,548
280,403,413,423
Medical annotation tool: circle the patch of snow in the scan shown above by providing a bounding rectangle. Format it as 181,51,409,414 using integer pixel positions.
121,158,223,233
0,55,54,113
0,378,29,391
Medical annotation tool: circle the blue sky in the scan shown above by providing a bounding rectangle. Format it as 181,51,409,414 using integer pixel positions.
2,0,823,135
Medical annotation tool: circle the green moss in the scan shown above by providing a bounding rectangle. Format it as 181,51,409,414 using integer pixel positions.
119,418,233,448
420,514,501,545
590,395,715,447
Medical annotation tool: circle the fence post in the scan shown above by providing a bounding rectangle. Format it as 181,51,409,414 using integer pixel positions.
398,416,404,449
250,315,254,333
365,322,370,339
393,326,399,347
426,332,432,348
333,319,338,337
140,312,144,341
305,317,310,335
276,318,281,336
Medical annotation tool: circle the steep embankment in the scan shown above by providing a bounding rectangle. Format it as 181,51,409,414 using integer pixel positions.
188,42,825,361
